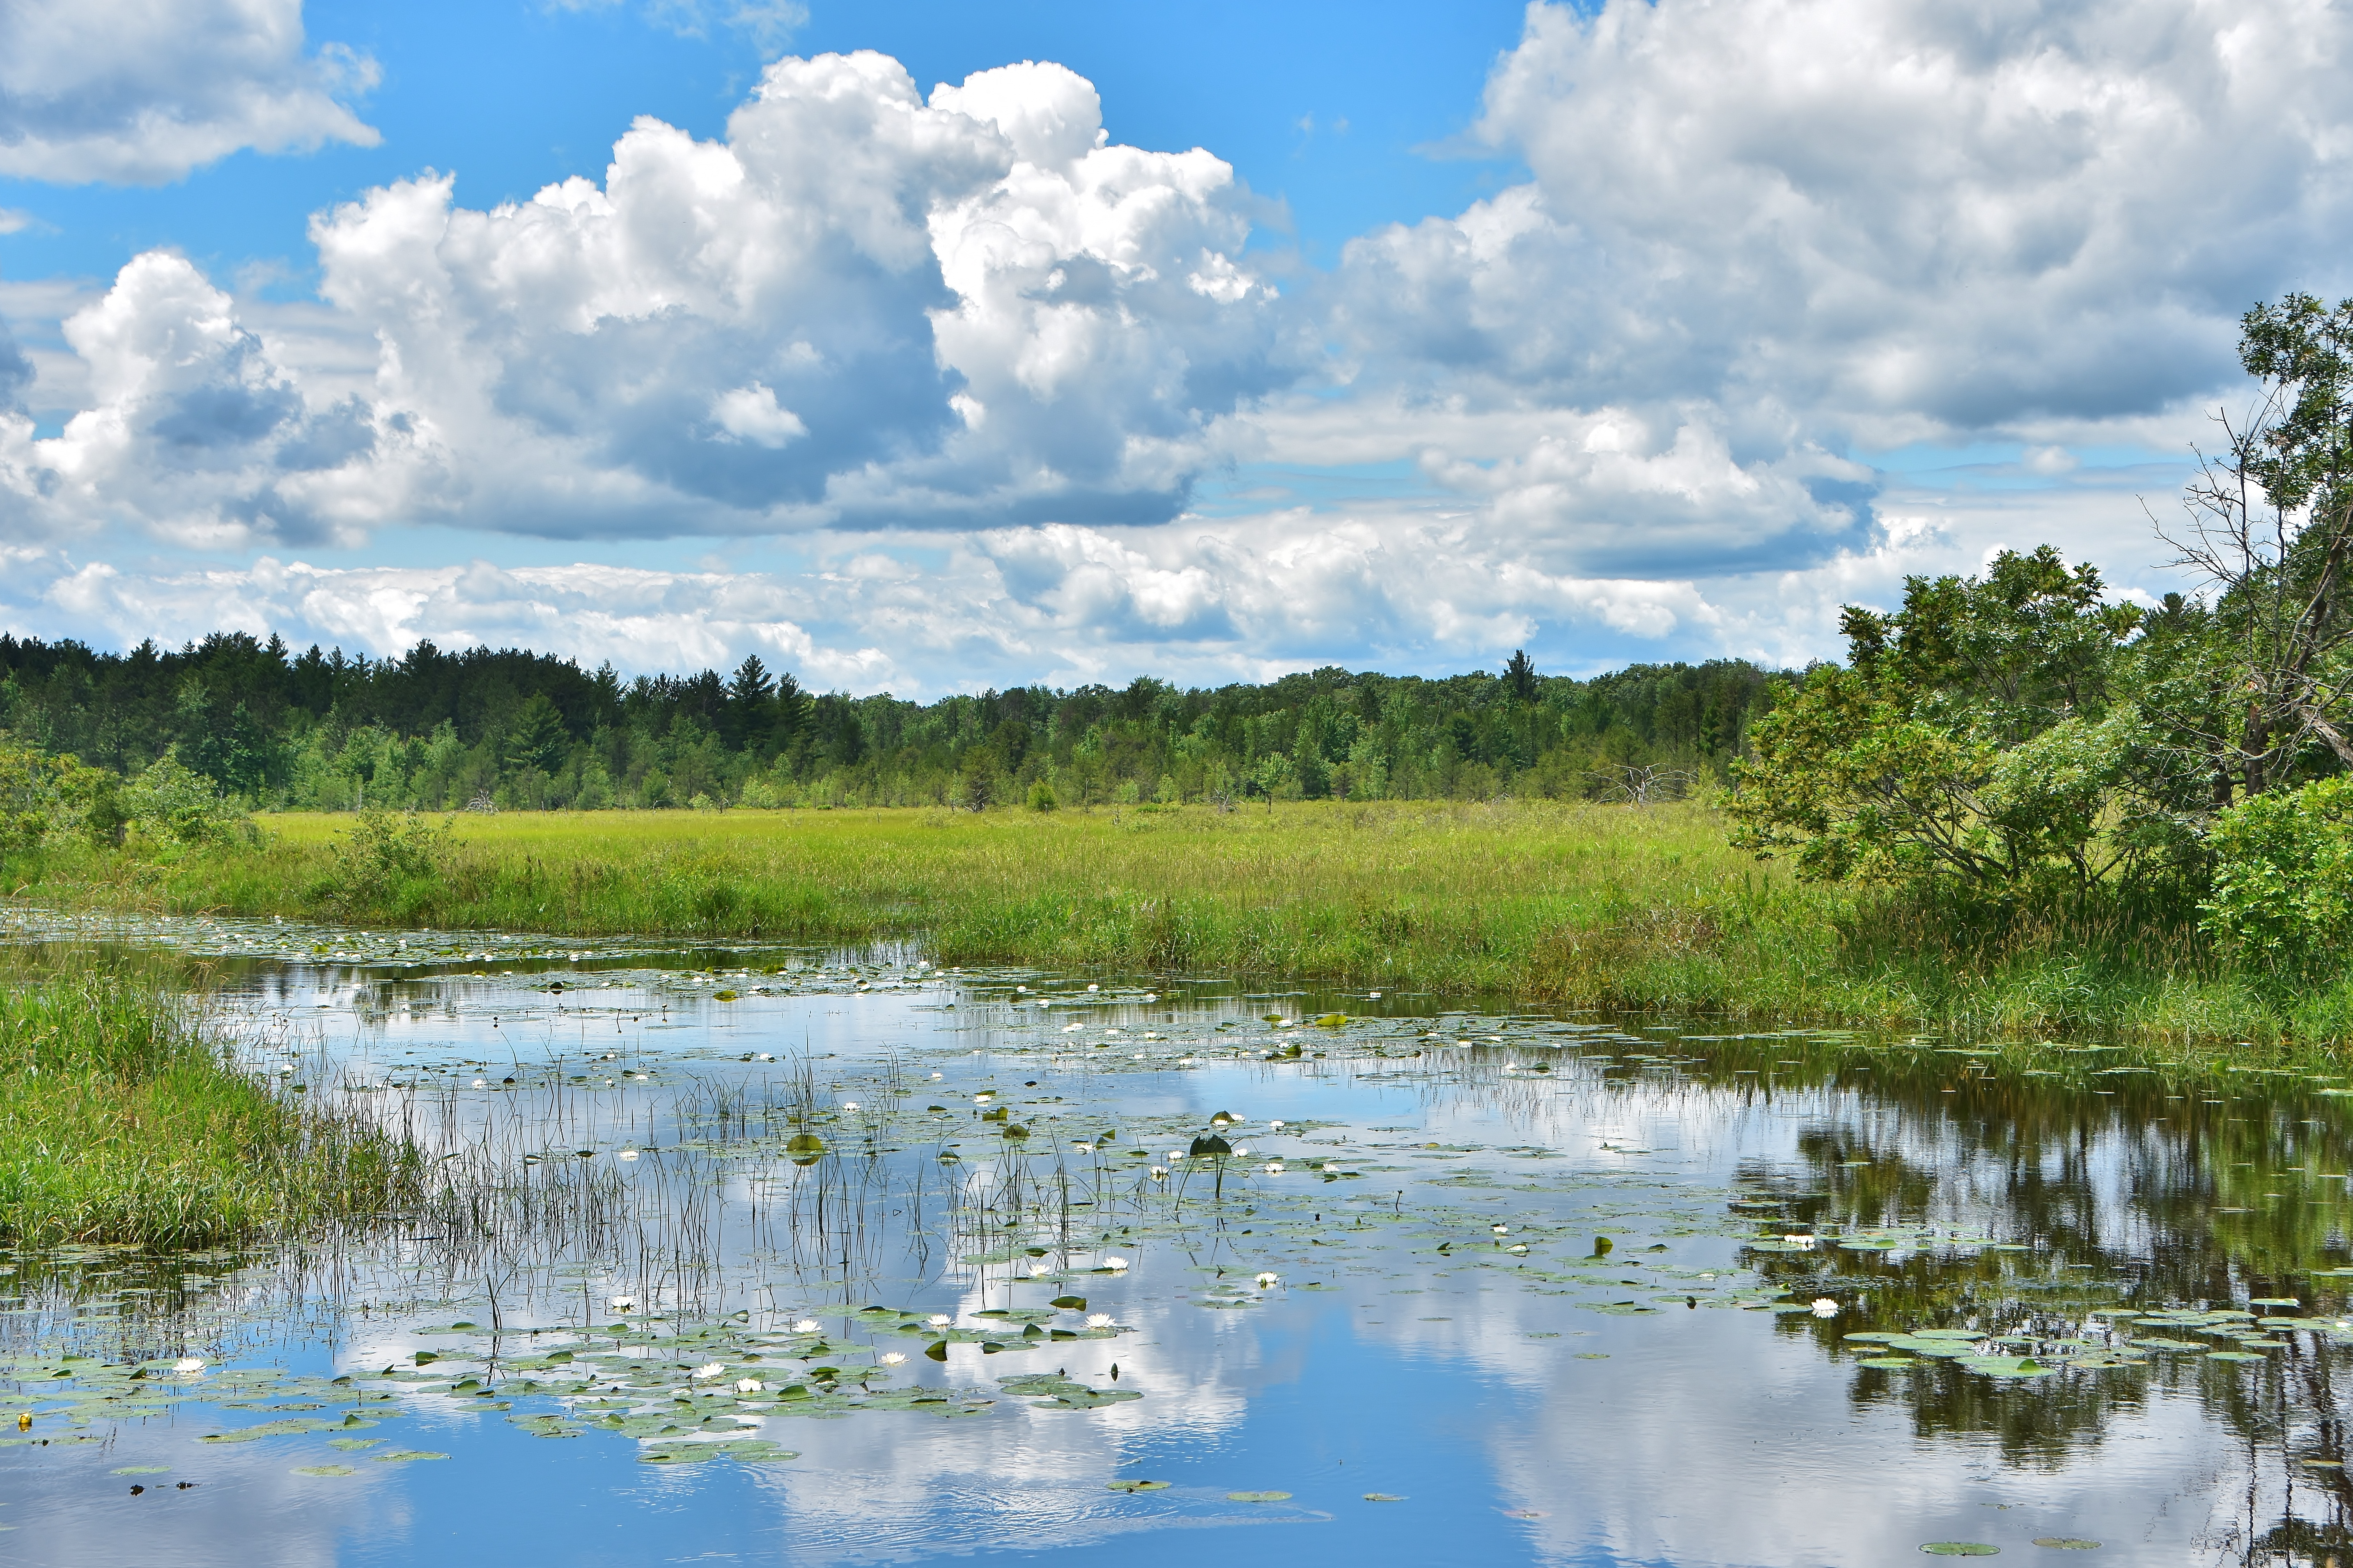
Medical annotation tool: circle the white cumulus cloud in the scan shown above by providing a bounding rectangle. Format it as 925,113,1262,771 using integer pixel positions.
0,0,379,184
0,52,1289,550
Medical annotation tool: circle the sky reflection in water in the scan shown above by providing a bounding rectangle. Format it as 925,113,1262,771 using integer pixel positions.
2,916,2349,1566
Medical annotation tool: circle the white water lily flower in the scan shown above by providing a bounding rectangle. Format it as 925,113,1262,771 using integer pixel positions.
1263,1162,1285,1175
929,1314,952,1328
692,1362,725,1380
1150,1167,1168,1179
736,1378,764,1394
1492,1224,1511,1235
793,1318,822,1334
608,1295,636,1311
1811,1298,1841,1318
879,1352,907,1366
1028,1263,1051,1277
1508,1244,1529,1254
1073,1141,1095,1153
1782,1234,1815,1246
1087,984,1100,993
1233,1145,1249,1156
1255,1272,1280,1287
1324,1162,1341,1173
172,1356,206,1374
1105,1256,1130,1271
617,1149,640,1161
842,1102,859,1112
1086,1314,1114,1329
472,1077,487,1087
930,1071,943,1079
1268,1120,1285,1130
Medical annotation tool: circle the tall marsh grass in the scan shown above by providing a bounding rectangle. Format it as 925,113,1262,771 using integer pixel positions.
12,799,2352,1048
0,952,422,1247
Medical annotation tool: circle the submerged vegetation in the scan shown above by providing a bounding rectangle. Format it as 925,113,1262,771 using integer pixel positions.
0,952,420,1247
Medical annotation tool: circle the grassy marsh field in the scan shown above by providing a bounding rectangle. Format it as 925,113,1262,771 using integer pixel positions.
0,954,420,1247
11,799,2344,1049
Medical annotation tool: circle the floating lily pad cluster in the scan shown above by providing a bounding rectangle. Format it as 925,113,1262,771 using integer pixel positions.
359,1303,1132,1463
0,1354,399,1451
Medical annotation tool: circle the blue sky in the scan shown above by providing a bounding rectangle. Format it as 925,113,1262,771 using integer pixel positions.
1,0,2346,692
1,1,1536,294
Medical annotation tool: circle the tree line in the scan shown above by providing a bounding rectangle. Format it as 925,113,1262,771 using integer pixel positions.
0,630,1776,815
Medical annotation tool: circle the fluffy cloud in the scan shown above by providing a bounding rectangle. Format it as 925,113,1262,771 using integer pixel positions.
296,53,1285,537
3,251,425,549
1,53,1286,549
0,0,378,184
1343,0,2353,439
1269,0,2353,586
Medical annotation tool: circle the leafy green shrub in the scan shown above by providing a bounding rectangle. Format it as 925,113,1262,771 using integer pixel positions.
324,810,455,916
1027,779,1058,812
119,752,256,853
2204,777,2353,984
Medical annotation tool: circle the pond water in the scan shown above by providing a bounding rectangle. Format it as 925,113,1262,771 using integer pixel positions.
6,912,2353,1566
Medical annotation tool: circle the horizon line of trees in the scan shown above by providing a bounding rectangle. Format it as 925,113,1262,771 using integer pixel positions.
0,631,1780,814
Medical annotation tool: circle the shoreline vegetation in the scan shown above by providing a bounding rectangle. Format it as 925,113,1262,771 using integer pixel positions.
9,800,2349,1052
0,951,421,1248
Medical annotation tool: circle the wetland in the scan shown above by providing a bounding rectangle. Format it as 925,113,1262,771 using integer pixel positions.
5,909,2353,1565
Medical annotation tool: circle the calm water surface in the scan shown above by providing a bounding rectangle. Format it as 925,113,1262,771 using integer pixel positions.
5,913,2350,1566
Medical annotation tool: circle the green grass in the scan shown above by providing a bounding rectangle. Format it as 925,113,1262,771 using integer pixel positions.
11,799,2352,1049
0,953,421,1247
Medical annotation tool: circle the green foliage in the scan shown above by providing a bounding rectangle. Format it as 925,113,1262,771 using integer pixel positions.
0,954,421,1246
2203,776,2353,984
118,752,257,853
0,630,1778,813
324,809,455,917
0,737,248,857
1026,778,1058,812
2239,292,2353,520
1730,548,2169,897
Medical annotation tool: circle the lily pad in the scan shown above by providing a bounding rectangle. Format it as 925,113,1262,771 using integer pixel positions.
1106,1479,1169,1492
1227,1490,1293,1502
1920,1545,2000,1557
1363,1492,1407,1502
372,1450,448,1463
293,1465,358,1477
2031,1541,2100,1550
